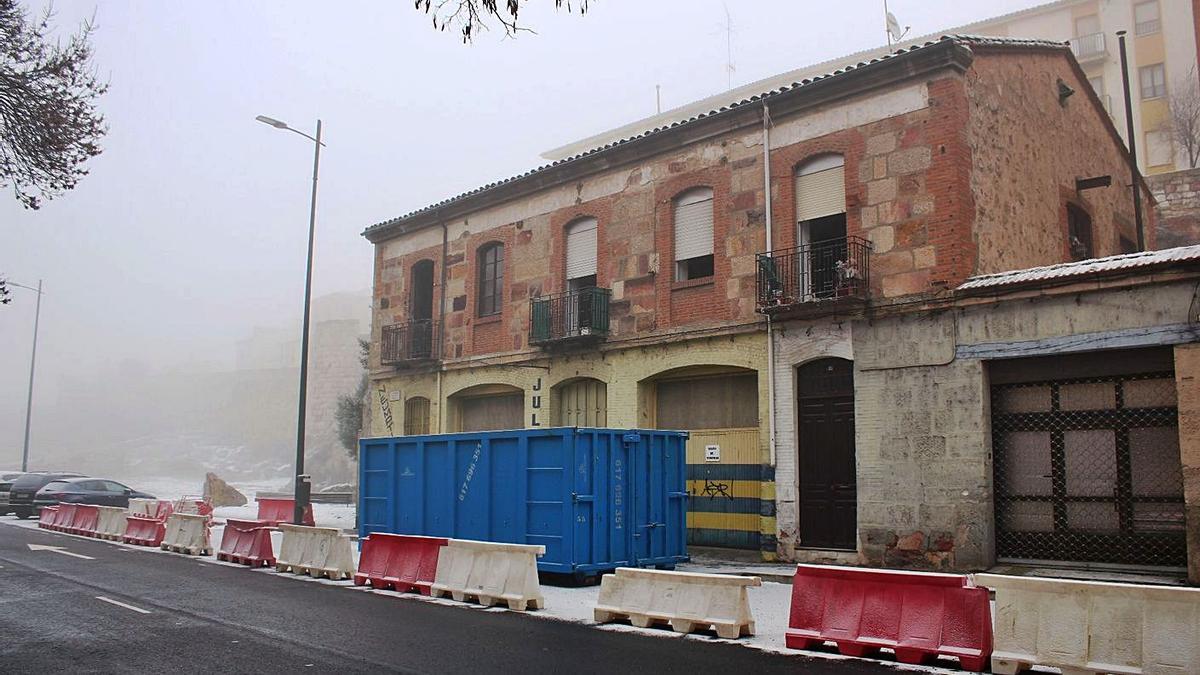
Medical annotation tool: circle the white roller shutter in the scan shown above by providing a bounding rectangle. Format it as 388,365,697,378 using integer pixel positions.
565,217,598,280
795,156,846,223
674,188,714,261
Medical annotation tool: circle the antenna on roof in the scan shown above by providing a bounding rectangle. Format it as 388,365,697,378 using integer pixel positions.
722,3,736,90
656,84,661,114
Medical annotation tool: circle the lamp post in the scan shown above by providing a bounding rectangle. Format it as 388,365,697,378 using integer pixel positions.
256,115,324,525
8,279,43,472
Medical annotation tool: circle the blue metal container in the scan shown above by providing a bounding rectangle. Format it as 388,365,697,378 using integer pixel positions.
358,427,689,575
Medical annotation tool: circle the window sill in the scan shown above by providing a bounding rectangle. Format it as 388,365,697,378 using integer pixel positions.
474,314,503,325
671,277,715,292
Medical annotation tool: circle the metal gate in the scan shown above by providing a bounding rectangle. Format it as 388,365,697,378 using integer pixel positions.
991,371,1186,569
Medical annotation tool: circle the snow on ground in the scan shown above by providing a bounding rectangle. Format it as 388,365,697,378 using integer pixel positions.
0,514,973,674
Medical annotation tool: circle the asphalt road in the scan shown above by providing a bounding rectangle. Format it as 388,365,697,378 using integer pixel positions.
0,520,901,674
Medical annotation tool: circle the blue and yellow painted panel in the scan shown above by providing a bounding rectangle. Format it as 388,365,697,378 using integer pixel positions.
684,428,775,556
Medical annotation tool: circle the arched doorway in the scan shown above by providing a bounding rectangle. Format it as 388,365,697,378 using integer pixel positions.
554,378,607,427
796,357,856,550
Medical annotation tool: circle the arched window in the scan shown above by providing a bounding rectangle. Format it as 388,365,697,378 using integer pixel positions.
403,397,430,436
795,155,847,299
673,187,714,281
477,243,504,317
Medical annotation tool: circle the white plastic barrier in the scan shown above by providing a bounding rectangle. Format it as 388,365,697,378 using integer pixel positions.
160,513,212,556
275,524,355,580
594,567,760,639
94,506,128,541
976,573,1200,675
430,539,544,611
128,498,170,519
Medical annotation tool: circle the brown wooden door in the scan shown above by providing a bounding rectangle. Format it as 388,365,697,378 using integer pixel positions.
797,358,857,550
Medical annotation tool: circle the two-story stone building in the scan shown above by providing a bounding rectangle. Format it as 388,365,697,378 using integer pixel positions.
362,36,1189,574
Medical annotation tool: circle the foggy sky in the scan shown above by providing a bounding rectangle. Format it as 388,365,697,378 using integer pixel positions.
0,0,1041,466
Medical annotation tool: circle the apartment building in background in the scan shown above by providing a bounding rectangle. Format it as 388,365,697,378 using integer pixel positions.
546,0,1200,178
359,36,1200,584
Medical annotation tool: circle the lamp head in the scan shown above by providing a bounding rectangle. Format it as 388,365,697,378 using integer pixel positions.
255,115,289,129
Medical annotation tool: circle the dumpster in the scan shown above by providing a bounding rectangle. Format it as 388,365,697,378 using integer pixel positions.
359,427,688,575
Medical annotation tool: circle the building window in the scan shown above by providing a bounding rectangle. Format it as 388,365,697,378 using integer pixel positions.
1068,204,1094,261
476,242,504,317
565,217,598,291
1139,63,1166,100
673,187,715,281
795,154,848,299
403,397,430,435
1145,130,1174,167
1134,1,1160,35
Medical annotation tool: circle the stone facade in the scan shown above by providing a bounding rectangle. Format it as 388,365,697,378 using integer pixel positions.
1152,167,1200,248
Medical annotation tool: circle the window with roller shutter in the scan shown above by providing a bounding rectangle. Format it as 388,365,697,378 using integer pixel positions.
565,217,598,284
673,187,715,281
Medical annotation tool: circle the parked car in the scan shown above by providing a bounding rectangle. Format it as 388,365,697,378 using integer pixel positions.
33,477,154,510
0,471,27,516
8,472,86,518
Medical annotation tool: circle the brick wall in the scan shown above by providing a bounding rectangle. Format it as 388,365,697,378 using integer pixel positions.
1151,167,1200,248
966,49,1155,274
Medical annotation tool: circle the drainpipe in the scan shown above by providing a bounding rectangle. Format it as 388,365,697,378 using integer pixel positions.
437,217,449,432
1117,31,1146,250
762,102,778,468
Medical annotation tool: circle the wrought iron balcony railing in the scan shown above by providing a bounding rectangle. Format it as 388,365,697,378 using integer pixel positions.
530,286,610,345
381,319,440,365
1069,32,1106,62
756,236,871,313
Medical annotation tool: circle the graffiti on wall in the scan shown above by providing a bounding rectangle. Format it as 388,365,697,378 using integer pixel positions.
377,386,394,436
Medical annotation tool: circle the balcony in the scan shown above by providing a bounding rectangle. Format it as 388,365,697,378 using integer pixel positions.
381,319,440,366
530,287,610,347
756,236,871,315
1069,32,1107,63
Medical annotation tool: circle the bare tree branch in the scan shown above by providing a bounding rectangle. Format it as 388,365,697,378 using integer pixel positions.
1157,68,1200,169
414,0,589,43
0,0,108,209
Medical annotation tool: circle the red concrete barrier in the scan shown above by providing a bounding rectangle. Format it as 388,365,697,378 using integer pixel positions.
787,564,993,672
216,519,276,567
53,503,79,532
70,504,100,537
354,533,448,594
123,514,167,547
255,498,314,527
38,506,58,529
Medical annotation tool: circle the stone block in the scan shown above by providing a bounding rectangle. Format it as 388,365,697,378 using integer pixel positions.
887,146,931,175
913,245,936,269
868,226,895,253
867,177,898,205
865,132,898,156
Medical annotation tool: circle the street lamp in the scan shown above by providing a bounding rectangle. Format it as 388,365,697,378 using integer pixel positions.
7,279,44,472
256,114,324,526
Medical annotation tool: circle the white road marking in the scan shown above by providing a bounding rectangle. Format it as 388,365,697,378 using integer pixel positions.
26,544,95,560
95,596,151,614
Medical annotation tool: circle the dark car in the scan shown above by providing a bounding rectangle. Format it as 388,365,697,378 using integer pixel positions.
8,472,86,518
34,477,154,510
0,471,27,515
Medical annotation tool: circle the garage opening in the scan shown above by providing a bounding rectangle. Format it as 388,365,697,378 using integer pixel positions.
449,384,524,433
990,348,1186,571
650,366,762,550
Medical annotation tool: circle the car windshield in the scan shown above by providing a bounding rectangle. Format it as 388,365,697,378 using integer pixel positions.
39,481,71,493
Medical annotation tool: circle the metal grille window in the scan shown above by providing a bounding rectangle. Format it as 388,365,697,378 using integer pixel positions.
1139,63,1166,100
991,372,1185,569
477,243,504,317
403,397,430,435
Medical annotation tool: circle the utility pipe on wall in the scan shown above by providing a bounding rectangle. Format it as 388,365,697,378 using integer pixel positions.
762,102,778,468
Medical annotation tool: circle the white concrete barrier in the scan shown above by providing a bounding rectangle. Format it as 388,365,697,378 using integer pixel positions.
160,513,212,556
975,573,1200,675
430,539,544,611
95,506,128,541
275,524,355,580
128,498,171,519
594,567,760,639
